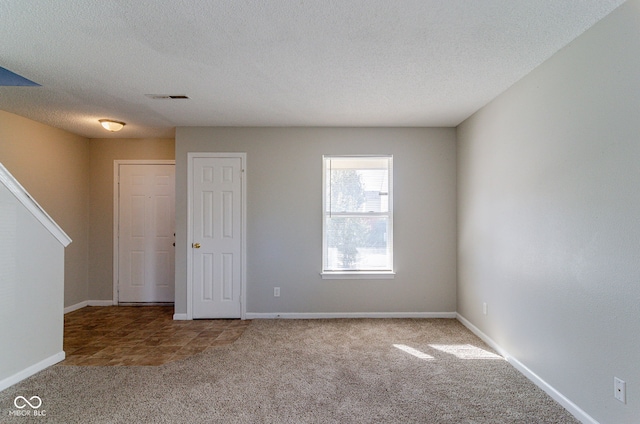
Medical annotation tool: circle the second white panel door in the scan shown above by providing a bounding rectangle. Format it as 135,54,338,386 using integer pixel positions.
191,156,243,318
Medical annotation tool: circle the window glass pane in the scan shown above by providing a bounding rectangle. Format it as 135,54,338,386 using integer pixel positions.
325,216,389,270
327,168,367,213
326,161,389,213
359,169,388,213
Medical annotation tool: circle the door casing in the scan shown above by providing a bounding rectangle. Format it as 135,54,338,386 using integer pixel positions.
186,152,247,319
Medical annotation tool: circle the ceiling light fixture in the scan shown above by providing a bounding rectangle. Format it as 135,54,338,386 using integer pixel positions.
99,119,126,132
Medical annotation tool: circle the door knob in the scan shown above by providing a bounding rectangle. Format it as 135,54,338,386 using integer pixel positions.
192,243,201,249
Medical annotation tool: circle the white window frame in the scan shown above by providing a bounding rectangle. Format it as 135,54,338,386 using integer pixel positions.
321,155,395,280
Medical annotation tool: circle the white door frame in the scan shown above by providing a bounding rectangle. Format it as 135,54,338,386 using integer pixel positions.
113,160,176,304
187,152,247,320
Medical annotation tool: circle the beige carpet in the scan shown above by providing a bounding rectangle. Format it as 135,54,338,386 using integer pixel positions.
0,319,578,423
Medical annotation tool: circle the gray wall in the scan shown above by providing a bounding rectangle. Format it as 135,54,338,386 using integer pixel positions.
0,174,65,389
175,127,457,315
457,1,640,422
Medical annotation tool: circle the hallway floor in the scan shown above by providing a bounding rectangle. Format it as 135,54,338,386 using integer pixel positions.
60,306,250,366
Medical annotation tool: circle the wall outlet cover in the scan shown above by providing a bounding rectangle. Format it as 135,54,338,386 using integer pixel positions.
614,377,626,404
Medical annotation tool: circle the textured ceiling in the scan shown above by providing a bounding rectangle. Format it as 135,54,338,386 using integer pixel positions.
0,0,627,138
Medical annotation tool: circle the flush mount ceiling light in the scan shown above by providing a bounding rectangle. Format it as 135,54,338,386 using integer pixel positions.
99,119,126,132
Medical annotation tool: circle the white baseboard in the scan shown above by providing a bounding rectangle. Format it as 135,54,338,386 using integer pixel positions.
173,313,188,321
455,314,509,358
245,312,457,319
64,300,115,314
456,313,597,424
0,351,65,392
64,301,88,314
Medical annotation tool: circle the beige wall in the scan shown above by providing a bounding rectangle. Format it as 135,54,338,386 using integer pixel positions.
0,110,90,307
457,1,639,422
0,112,175,306
88,138,175,301
175,127,457,316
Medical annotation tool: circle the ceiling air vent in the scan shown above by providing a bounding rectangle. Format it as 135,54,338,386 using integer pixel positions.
145,94,189,99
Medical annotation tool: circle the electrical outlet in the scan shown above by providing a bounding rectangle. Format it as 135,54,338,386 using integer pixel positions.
614,377,626,403
483,302,488,315
274,287,280,297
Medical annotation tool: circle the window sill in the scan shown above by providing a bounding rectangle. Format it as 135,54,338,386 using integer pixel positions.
321,271,395,280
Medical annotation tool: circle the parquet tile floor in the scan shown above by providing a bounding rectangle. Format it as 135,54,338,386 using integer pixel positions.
59,306,250,366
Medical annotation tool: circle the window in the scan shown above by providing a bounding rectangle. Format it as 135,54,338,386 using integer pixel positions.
322,155,393,278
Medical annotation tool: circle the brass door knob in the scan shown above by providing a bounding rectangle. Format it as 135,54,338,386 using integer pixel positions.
192,243,201,249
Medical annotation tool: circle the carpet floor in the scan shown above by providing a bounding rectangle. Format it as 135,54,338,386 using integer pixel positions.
0,319,578,423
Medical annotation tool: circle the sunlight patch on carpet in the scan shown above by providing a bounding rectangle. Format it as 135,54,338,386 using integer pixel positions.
429,344,504,360
393,344,434,360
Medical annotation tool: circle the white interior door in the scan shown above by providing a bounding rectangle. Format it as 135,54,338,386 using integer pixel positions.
117,163,175,303
190,155,244,318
